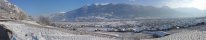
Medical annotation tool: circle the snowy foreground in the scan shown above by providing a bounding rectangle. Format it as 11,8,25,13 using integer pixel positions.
0,21,118,40
143,30,206,40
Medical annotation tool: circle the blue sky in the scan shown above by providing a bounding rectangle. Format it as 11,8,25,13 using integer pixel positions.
9,0,206,16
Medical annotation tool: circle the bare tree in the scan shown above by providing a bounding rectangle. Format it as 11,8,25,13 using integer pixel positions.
37,16,50,26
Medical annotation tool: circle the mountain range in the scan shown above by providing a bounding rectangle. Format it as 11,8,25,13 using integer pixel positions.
51,3,206,22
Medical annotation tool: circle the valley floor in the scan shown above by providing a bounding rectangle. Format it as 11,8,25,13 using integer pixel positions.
0,20,206,40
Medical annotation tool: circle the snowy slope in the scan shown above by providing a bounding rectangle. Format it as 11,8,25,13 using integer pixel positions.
142,30,206,40
0,21,118,40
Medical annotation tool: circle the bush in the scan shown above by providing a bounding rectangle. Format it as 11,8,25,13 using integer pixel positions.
37,16,51,26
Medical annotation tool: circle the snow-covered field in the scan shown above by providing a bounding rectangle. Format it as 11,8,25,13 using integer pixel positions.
0,21,118,40
0,17,205,40
53,17,206,33
50,17,206,40
142,30,206,40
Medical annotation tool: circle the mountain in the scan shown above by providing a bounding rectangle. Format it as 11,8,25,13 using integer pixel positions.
0,0,29,20
174,8,205,17
49,12,67,21
51,3,205,22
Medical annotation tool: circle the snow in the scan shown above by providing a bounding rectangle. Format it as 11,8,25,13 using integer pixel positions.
0,21,118,40
20,20,40,25
53,17,206,33
142,30,206,40
94,3,110,6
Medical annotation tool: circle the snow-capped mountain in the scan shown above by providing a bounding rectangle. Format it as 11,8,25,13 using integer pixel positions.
51,3,205,22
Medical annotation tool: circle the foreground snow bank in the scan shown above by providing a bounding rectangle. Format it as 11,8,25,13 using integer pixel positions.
142,30,206,40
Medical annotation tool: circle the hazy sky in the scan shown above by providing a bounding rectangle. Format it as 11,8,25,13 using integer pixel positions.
9,0,206,16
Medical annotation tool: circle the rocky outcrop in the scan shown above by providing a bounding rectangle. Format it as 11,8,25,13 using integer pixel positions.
0,0,29,20
0,24,11,40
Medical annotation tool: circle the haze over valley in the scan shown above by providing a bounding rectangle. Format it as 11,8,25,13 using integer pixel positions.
0,0,206,40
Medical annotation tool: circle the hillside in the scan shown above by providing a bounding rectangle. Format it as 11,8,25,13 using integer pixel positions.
0,0,29,20
0,21,119,40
